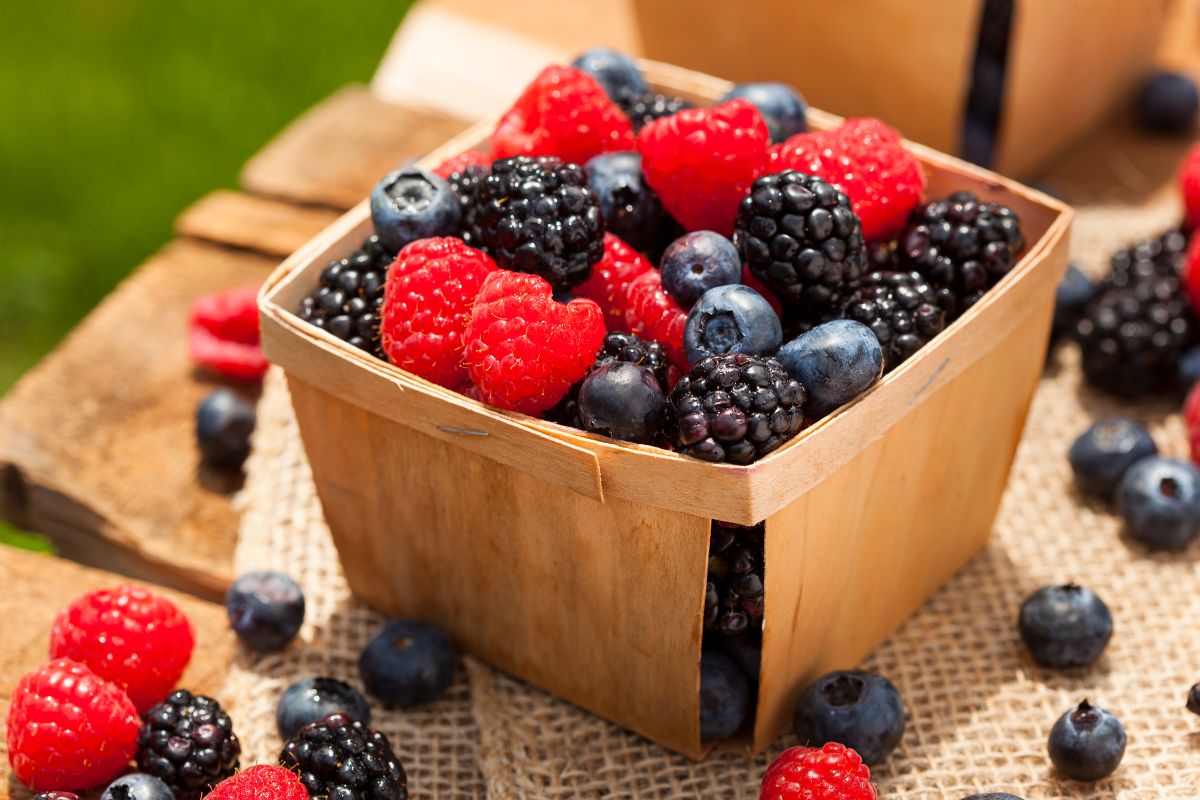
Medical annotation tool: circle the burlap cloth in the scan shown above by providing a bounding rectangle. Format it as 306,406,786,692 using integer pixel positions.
222,195,1200,799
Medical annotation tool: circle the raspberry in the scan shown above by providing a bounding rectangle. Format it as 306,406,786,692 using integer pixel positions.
6,659,141,792
1180,142,1200,231
638,99,770,236
189,285,267,381
771,118,925,242
622,269,689,370
49,584,194,713
207,766,308,800
379,238,497,388
491,65,634,165
760,743,877,800
1186,382,1200,463
432,150,490,180
463,270,606,415
574,233,654,327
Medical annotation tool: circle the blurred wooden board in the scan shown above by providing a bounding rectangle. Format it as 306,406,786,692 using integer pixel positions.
241,84,469,210
0,240,278,600
178,190,341,258
0,545,235,800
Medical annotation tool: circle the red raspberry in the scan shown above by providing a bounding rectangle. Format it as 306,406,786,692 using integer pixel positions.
622,269,688,371
574,233,654,328
491,65,634,165
6,659,141,791
771,118,925,242
637,99,770,236
1186,382,1200,463
189,284,267,381
760,743,877,800
1180,142,1200,231
380,237,497,388
432,149,491,179
463,270,606,414
49,584,195,713
207,765,308,800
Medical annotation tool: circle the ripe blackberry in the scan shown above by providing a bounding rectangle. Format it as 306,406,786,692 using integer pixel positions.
545,332,673,429
444,164,486,217
733,169,868,321
667,353,806,465
136,690,241,800
843,271,948,371
464,155,604,291
620,91,693,132
1104,227,1189,289
705,520,765,635
281,712,407,800
298,235,392,358
1077,274,1197,398
897,191,1025,317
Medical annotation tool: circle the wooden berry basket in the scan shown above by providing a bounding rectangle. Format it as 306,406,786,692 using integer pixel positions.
258,60,1071,757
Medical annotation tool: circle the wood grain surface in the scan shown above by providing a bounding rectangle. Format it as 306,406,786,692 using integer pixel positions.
0,545,235,800
177,191,340,258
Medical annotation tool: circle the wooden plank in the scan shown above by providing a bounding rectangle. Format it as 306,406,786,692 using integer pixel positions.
240,85,469,210
0,545,235,800
0,240,278,601
177,190,341,258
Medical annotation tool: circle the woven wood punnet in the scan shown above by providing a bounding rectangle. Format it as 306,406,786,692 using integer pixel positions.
258,60,1071,756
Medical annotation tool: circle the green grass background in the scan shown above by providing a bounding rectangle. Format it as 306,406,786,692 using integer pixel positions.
0,1,414,549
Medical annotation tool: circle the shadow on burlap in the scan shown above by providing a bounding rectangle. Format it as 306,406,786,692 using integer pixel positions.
222,196,1200,799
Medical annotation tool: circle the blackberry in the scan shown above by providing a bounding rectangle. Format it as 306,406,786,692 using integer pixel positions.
464,155,604,291
843,271,948,371
619,91,693,132
444,163,487,217
281,712,407,800
898,191,1024,317
1076,275,1196,398
733,170,868,321
1103,227,1189,289
298,235,391,358
545,332,673,429
136,690,241,800
667,353,806,464
705,521,765,635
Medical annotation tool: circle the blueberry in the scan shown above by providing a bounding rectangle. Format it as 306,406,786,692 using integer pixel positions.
585,151,673,252
1051,264,1093,344
714,631,761,686
661,231,743,308
1188,683,1200,716
1115,456,1200,550
225,571,305,652
1018,583,1112,668
359,619,457,707
577,362,664,444
684,285,781,364
1067,418,1157,500
570,47,648,103
720,82,808,143
277,676,371,740
699,649,751,740
776,320,883,418
960,795,1024,800
1178,346,1200,395
1047,700,1126,782
1135,70,1199,134
792,670,905,766
101,774,175,800
196,389,256,469
369,167,460,254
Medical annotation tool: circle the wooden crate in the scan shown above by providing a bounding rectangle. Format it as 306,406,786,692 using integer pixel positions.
632,0,1169,177
258,61,1071,756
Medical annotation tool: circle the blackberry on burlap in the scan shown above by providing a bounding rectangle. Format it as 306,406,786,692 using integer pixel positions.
297,235,392,359
1077,229,1196,398
136,690,241,800
281,712,407,800
733,169,867,321
705,521,765,635
843,271,949,371
464,155,604,291
897,190,1025,318
666,353,805,465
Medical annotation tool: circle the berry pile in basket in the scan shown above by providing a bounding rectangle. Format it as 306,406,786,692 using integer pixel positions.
293,56,1030,466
